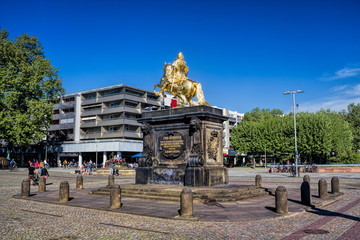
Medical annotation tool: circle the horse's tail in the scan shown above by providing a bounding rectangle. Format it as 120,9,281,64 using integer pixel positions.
195,83,210,106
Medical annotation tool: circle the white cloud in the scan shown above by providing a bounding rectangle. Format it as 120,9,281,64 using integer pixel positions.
300,83,360,112
321,67,360,81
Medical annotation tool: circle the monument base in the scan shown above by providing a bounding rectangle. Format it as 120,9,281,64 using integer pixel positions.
135,167,152,184
204,166,229,186
136,106,229,187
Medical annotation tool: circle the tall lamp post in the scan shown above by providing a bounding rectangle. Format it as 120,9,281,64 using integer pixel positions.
283,90,304,177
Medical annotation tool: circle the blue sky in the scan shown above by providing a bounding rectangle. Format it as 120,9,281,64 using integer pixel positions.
1,0,360,113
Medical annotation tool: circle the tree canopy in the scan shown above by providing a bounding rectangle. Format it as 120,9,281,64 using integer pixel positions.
0,29,64,147
231,107,358,164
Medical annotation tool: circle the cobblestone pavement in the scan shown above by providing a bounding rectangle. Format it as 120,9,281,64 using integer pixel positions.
1,168,359,240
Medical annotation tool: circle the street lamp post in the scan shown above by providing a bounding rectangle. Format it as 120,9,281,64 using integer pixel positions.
283,90,304,177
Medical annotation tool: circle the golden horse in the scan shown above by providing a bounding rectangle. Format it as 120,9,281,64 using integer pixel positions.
154,63,209,107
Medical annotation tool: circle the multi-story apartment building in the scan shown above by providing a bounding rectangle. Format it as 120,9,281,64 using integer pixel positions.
47,84,160,167
221,109,244,155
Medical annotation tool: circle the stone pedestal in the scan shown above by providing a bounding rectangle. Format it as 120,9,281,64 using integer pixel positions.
136,106,228,187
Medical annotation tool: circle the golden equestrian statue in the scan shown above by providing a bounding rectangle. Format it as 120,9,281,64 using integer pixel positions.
154,52,210,107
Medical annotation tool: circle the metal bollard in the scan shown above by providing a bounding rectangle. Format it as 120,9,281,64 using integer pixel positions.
331,177,340,194
275,186,288,214
59,181,70,203
76,175,83,190
255,174,262,187
38,177,46,192
108,174,115,186
110,184,122,209
301,181,311,205
318,178,328,199
303,174,310,183
180,188,193,217
21,179,30,198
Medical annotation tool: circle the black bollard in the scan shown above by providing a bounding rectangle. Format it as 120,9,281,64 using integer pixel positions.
21,179,30,198
331,177,340,194
301,181,311,205
275,186,288,214
59,181,70,203
180,188,193,217
38,177,46,192
318,178,328,199
255,174,262,187
76,175,83,190
110,184,122,209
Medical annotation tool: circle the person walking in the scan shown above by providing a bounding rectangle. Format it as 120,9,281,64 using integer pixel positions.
109,162,115,175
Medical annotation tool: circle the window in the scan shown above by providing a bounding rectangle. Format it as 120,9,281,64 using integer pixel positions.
147,94,159,101
63,108,74,113
124,125,138,132
83,106,101,112
125,113,138,119
108,126,120,132
60,118,74,124
63,97,75,102
52,120,59,125
108,102,121,108
125,88,144,98
83,93,97,100
125,101,138,108
102,114,121,121
84,128,101,134
101,88,122,97
53,109,60,114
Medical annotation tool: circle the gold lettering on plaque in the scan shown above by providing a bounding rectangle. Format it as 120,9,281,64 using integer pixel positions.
160,133,184,158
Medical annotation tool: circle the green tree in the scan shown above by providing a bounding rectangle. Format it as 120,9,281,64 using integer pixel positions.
296,112,332,163
0,29,64,149
242,107,283,122
345,103,360,151
231,108,292,162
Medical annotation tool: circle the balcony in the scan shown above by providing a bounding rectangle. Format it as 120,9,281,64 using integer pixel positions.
60,112,75,118
81,109,102,117
58,123,75,130
98,119,124,126
48,124,60,131
102,131,123,138
98,94,125,103
123,107,141,114
52,114,60,120
80,133,102,139
123,131,140,139
82,98,97,105
124,118,141,126
102,106,123,114
53,103,61,110
60,101,75,108
146,99,160,106
124,94,146,103
81,121,97,128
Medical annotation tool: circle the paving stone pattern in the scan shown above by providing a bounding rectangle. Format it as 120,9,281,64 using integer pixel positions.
0,168,359,239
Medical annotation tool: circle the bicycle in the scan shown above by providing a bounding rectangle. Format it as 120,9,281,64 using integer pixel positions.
9,164,18,172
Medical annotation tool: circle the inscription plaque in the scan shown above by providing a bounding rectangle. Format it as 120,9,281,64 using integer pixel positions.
160,132,185,159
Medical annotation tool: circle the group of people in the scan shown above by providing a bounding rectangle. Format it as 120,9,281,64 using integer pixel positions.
28,161,49,185
74,161,95,175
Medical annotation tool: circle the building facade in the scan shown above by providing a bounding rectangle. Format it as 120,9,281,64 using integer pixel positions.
222,109,244,154
46,84,160,167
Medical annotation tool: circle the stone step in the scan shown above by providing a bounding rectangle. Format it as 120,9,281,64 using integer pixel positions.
90,185,269,202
